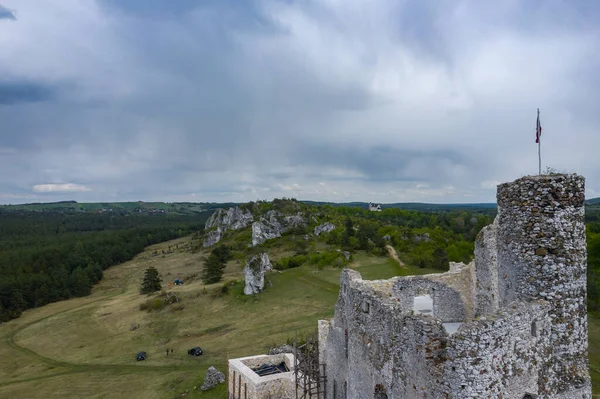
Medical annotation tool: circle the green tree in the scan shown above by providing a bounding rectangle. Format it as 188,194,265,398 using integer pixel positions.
342,217,354,249
69,267,92,297
140,266,162,294
344,217,354,237
432,247,450,271
212,245,232,263
202,253,226,284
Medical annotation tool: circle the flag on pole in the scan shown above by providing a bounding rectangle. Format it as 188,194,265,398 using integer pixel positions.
535,110,542,143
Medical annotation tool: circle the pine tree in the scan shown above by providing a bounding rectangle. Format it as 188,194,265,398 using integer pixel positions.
202,253,226,285
140,266,162,294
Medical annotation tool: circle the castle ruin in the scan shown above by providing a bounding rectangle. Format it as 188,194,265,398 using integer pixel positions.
319,174,590,398
229,174,591,398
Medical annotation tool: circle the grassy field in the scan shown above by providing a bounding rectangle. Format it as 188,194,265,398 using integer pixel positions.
1,235,599,398
0,235,436,398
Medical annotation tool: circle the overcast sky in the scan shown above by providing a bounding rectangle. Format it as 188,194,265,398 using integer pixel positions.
0,0,599,204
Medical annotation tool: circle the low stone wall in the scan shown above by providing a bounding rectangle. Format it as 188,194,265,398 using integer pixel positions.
473,220,499,317
228,354,295,399
391,261,474,322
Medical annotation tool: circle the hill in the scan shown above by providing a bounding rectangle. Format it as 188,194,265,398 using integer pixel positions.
0,209,453,397
588,197,600,206
0,201,233,215
1,198,599,397
2,199,501,215
0,198,493,397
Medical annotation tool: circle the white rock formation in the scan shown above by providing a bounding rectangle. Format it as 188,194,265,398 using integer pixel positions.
243,253,273,295
203,207,253,247
251,211,306,246
203,228,222,248
252,221,282,247
314,222,336,236
205,207,253,230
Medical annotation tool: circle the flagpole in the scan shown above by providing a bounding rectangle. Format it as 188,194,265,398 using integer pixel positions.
538,108,541,175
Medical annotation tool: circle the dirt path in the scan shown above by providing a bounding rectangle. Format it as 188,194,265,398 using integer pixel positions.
386,244,407,268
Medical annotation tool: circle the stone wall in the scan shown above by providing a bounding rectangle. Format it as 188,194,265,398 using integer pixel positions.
318,173,591,399
392,276,468,322
228,354,295,399
444,301,550,397
496,174,590,395
473,220,499,317
322,269,450,399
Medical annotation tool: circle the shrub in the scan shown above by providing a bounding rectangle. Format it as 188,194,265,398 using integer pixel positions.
139,298,165,311
274,255,308,270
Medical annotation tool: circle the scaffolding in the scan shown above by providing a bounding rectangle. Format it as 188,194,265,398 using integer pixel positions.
293,331,327,399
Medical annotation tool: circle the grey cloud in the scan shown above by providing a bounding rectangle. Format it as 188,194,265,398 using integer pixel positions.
0,0,599,204
0,5,15,20
0,81,55,105
289,144,470,183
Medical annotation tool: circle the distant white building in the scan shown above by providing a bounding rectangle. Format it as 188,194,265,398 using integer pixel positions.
368,203,382,212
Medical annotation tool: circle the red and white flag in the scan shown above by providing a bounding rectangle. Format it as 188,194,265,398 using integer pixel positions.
535,110,542,143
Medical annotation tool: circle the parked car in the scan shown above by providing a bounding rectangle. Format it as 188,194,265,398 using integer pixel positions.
136,351,147,361
188,347,203,356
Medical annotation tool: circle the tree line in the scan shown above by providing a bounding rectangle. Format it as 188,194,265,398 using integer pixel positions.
0,211,211,321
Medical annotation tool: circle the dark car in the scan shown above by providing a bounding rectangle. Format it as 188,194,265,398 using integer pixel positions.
136,351,147,361
188,347,203,356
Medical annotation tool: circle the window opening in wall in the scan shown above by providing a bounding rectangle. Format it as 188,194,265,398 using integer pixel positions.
343,381,347,399
344,329,349,359
531,320,538,337
333,380,337,399
523,394,537,399
442,322,463,335
413,294,433,316
362,300,370,313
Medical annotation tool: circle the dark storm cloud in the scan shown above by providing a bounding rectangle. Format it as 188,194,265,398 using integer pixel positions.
0,0,599,203
0,81,55,105
291,144,468,183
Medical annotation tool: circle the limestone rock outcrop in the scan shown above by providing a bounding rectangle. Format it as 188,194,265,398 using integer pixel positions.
251,211,306,246
252,220,282,247
314,222,336,236
203,207,253,247
200,366,225,391
203,228,222,248
243,253,273,295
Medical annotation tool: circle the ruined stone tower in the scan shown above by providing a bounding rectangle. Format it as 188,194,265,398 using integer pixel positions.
495,175,589,396
318,174,591,398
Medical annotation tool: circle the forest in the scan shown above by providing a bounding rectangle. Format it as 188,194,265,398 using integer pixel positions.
586,208,600,313
0,210,211,322
2,199,599,323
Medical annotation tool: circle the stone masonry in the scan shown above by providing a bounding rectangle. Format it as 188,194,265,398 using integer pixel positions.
319,174,591,398
228,354,295,399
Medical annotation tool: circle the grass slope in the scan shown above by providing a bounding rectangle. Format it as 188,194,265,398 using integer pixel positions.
0,235,437,398
1,234,599,397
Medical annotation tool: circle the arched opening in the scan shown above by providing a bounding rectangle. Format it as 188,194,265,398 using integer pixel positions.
523,394,537,399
